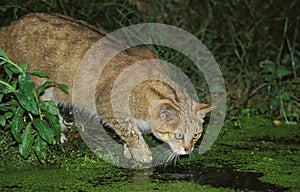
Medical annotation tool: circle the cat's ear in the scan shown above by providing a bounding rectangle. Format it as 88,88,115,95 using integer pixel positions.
160,105,178,122
197,103,214,119
150,100,178,123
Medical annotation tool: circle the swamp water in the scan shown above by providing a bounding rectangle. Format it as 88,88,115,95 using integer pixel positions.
0,117,299,191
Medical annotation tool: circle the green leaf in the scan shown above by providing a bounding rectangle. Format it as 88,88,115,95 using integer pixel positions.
2,87,13,95
21,63,28,71
18,72,35,97
14,91,38,115
36,81,54,97
0,115,5,127
36,81,68,97
0,48,8,58
276,65,292,79
33,118,54,144
34,135,47,161
4,64,13,79
4,111,13,119
281,91,291,101
2,99,19,108
30,69,49,78
260,60,275,73
58,84,69,94
38,100,60,115
19,123,35,158
14,72,38,115
5,63,20,74
17,72,38,114
0,101,19,112
0,104,10,111
11,107,25,143
44,112,61,139
263,74,273,82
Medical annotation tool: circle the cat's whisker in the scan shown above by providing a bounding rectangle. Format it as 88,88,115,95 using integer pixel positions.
188,152,193,161
174,154,180,167
156,149,169,167
171,153,177,168
165,151,176,167
163,150,174,167
161,151,170,167
192,147,198,156
155,153,164,166
168,152,175,164
194,146,200,155
193,151,197,158
191,150,198,162
155,150,171,166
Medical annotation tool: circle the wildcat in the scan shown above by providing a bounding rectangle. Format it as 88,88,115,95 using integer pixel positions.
0,13,214,164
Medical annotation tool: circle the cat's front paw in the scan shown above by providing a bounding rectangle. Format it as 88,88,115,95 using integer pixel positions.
124,144,153,163
60,133,68,143
130,148,153,164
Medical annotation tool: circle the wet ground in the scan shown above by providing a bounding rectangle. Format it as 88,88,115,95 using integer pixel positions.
153,166,289,191
0,116,299,191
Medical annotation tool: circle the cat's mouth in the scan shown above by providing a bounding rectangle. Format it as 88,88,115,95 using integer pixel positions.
174,147,194,155
177,151,189,155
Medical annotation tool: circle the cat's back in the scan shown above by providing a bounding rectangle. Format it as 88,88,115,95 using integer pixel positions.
0,13,161,113
0,13,106,69
0,13,107,101
0,13,104,79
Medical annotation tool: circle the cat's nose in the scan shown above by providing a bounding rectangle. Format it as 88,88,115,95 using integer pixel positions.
184,147,191,153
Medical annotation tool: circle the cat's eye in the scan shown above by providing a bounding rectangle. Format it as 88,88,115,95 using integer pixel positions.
174,133,184,140
194,133,200,138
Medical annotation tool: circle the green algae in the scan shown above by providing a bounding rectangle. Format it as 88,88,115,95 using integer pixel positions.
193,117,300,191
0,163,231,191
0,116,299,191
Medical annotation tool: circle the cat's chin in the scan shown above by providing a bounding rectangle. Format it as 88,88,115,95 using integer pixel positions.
177,151,189,155
173,148,193,155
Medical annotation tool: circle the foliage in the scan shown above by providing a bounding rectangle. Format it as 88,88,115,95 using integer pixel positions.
258,19,299,123
0,48,68,161
0,0,299,121
0,0,141,31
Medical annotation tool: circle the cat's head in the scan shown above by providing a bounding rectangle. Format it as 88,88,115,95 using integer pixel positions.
150,99,214,155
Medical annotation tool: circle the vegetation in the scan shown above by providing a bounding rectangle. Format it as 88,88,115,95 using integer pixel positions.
1,0,298,121
0,49,68,161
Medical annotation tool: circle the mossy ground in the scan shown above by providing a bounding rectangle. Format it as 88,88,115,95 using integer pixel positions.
197,117,300,191
1,117,299,191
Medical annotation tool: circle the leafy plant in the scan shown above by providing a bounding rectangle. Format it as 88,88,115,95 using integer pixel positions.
259,19,299,123
260,59,292,115
0,48,68,161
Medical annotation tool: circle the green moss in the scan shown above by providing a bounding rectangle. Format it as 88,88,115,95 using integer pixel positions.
2,116,298,191
0,163,232,192
193,118,300,190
